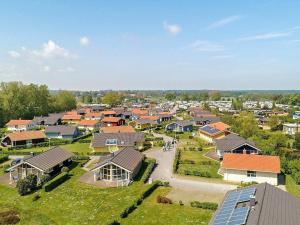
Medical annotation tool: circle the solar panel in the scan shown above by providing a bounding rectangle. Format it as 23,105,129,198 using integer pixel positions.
211,187,256,225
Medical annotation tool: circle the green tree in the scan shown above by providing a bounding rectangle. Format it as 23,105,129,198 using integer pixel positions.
232,112,258,138
165,92,176,101
50,91,77,112
209,91,221,101
102,92,122,106
294,133,300,150
268,116,280,131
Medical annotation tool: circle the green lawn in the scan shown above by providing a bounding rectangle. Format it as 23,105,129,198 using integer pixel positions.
177,138,221,179
122,187,213,225
286,175,300,198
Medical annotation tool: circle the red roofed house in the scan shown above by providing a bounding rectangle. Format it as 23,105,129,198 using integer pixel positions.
2,130,46,147
102,117,125,127
78,120,101,132
209,122,230,132
221,153,280,185
101,110,117,117
100,125,135,133
6,120,36,132
62,114,82,124
85,112,103,120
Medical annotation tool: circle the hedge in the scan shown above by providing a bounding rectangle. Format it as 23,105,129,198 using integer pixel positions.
71,132,92,143
141,159,156,183
44,173,70,192
120,181,160,218
0,154,9,164
190,201,218,210
173,148,181,173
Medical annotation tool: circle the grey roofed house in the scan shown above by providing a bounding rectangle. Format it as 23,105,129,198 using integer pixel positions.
209,183,300,225
45,125,80,139
199,125,221,135
193,116,221,126
165,120,193,132
33,113,63,126
91,132,145,148
91,147,144,172
135,119,158,125
215,133,261,159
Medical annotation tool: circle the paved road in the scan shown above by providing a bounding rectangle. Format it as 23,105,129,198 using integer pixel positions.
145,133,237,202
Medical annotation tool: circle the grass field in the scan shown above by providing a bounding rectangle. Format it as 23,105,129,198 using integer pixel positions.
177,138,221,179
122,187,213,225
286,175,300,198
0,161,213,225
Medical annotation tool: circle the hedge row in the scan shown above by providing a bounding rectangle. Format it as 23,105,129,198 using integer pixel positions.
71,132,92,143
190,201,218,210
0,154,9,164
173,148,181,173
184,170,214,178
44,173,70,192
120,181,160,218
141,159,156,183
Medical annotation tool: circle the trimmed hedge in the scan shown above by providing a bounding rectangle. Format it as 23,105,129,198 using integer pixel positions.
120,181,160,218
141,159,156,183
0,154,9,164
72,132,92,143
173,148,181,173
190,201,218,210
44,173,70,192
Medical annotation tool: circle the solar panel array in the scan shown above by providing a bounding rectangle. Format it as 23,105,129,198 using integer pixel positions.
201,125,220,134
212,187,256,225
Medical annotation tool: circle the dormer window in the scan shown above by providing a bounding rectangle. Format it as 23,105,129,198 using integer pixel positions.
105,139,118,145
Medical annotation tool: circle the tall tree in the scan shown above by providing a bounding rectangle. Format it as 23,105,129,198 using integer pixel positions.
232,112,258,138
102,92,122,106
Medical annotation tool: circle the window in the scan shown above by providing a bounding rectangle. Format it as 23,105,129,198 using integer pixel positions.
105,139,118,145
247,171,256,177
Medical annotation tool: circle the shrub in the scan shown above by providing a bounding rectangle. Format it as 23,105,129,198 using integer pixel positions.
141,159,156,183
61,166,70,174
44,173,70,192
0,154,8,164
39,174,51,185
293,172,300,185
32,193,41,202
173,148,181,173
0,210,20,225
190,201,218,210
26,174,38,191
156,195,172,204
16,179,30,196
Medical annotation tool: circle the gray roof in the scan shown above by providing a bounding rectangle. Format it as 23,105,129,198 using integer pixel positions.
210,183,300,225
45,125,78,136
199,125,221,135
193,116,221,123
91,132,145,148
17,147,74,172
215,133,258,151
91,147,143,172
168,120,193,127
135,119,158,125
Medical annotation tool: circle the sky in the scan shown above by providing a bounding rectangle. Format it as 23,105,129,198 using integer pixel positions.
0,0,300,90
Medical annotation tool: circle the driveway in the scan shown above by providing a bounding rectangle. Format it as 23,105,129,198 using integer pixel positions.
145,133,237,203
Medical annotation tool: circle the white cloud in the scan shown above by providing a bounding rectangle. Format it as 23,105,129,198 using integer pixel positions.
43,66,51,72
58,66,75,73
32,40,76,59
190,41,224,52
163,21,182,35
238,32,291,41
211,54,234,59
207,15,242,29
80,36,90,46
8,50,21,59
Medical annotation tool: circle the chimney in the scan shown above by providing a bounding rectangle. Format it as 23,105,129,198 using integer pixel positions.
250,195,255,208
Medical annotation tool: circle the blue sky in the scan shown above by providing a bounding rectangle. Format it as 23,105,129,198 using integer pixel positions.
0,0,300,90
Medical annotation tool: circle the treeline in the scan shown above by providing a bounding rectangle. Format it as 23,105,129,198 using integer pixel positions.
0,82,77,127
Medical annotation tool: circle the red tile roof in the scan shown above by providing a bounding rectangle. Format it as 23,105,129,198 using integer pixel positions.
140,116,159,121
6,130,46,142
131,109,148,115
101,126,135,133
85,112,103,118
101,110,116,115
78,120,100,126
62,114,81,120
102,117,123,123
6,120,33,126
208,122,230,131
222,153,281,173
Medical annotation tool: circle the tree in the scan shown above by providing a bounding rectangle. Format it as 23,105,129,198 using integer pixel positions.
268,116,280,131
294,133,300,150
16,179,30,196
232,112,258,138
209,91,221,101
50,91,77,112
102,92,122,106
165,93,176,101
26,174,38,190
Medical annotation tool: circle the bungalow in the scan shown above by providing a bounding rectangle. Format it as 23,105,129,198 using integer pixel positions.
102,117,125,127
62,114,82,124
199,125,226,143
130,108,148,120
158,112,173,122
91,147,143,186
78,120,101,132
133,119,158,130
208,122,230,133
85,112,103,120
215,133,261,159
7,147,74,183
193,116,221,126
101,110,117,117
283,123,300,135
91,132,145,152
45,125,80,140
210,183,300,225
100,125,135,133
33,113,63,126
6,120,36,132
139,116,160,123
2,130,46,147
165,120,193,132
221,153,280,185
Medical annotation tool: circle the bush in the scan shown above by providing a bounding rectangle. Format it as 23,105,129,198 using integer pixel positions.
16,179,30,196
190,201,218,210
44,173,70,192
173,148,181,173
156,195,172,204
61,166,70,173
26,174,38,190
293,172,300,185
0,154,8,164
72,132,92,143
0,210,20,225
179,200,184,206
32,193,41,202
141,159,156,183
